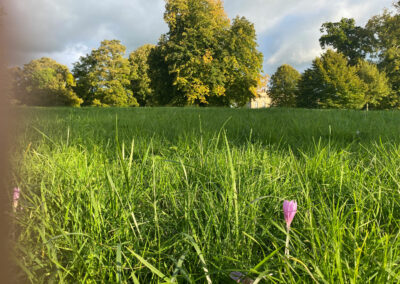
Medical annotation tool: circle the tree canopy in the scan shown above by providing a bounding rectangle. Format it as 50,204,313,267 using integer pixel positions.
222,16,263,106
129,44,155,106
73,40,137,107
366,4,400,107
297,50,365,109
319,18,375,65
149,0,263,106
11,57,82,106
268,64,301,107
356,60,392,109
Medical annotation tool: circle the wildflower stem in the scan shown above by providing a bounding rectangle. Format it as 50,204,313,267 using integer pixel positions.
13,201,18,213
285,227,290,257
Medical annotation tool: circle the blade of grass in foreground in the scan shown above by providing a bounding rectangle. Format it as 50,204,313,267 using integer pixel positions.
126,247,172,283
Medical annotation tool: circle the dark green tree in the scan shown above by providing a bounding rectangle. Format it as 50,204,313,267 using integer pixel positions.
129,44,155,106
319,18,375,65
268,64,301,107
11,57,82,106
71,53,96,105
73,40,137,106
148,41,179,105
297,50,365,109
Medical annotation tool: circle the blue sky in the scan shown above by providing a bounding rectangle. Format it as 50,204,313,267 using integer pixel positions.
5,0,394,75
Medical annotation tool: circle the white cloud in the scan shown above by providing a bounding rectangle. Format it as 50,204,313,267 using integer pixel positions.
4,0,395,73
224,0,393,73
4,0,167,67
45,44,92,69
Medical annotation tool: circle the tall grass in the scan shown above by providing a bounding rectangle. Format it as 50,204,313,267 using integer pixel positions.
11,107,400,282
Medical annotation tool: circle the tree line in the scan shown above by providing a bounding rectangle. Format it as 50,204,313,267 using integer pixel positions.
270,1,400,109
8,0,400,109
9,0,263,107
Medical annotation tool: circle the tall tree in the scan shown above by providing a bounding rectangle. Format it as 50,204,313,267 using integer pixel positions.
150,0,262,106
319,18,375,65
268,64,301,107
11,57,82,106
297,50,365,109
73,40,137,106
366,4,400,107
379,48,400,107
356,60,392,110
222,16,263,107
148,41,178,105
129,44,155,106
156,0,230,105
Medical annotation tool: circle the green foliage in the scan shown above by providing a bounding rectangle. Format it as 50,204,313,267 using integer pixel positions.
11,58,82,106
366,3,400,107
319,18,375,65
269,64,301,107
222,16,264,107
160,0,230,105
73,40,138,107
366,10,400,56
380,47,400,107
148,42,179,105
129,44,155,106
150,0,262,106
356,60,392,109
297,50,365,109
317,3,400,109
71,53,96,105
159,0,229,104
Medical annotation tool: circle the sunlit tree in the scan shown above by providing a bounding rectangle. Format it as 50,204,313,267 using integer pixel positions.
11,57,82,106
297,50,365,109
73,40,137,106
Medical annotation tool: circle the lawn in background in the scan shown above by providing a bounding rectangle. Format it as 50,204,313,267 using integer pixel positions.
12,107,400,283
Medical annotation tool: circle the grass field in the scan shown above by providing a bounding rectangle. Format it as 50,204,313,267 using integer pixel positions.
12,107,400,283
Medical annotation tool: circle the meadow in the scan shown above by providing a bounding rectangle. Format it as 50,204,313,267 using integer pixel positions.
12,107,400,283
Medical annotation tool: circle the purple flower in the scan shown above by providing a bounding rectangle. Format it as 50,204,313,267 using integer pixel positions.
283,200,297,229
13,187,20,201
13,187,20,211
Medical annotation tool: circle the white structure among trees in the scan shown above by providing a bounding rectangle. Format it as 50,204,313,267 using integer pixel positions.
247,89,272,108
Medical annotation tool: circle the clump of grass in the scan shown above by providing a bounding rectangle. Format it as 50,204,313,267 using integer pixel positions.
11,107,400,282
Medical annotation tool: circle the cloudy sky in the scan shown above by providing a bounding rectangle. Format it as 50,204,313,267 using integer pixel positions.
4,0,394,75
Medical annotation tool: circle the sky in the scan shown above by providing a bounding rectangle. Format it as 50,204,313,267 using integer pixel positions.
4,0,395,75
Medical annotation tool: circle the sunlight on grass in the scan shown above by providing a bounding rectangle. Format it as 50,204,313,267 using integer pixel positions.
11,107,400,282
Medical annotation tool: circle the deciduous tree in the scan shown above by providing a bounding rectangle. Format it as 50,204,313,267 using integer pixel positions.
149,0,262,106
222,16,263,107
148,41,178,105
159,0,230,105
129,44,155,106
356,60,392,109
297,50,365,109
11,58,82,106
73,40,137,106
269,64,300,107
366,4,400,107
320,18,375,65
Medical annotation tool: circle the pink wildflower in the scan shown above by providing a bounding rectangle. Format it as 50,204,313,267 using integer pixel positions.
13,187,20,211
283,200,297,229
